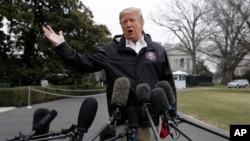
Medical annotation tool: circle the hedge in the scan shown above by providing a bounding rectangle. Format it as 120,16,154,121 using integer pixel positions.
0,86,105,107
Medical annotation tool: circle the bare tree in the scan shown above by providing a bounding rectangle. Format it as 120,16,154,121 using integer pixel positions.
227,0,250,29
203,0,250,84
227,0,250,53
150,0,211,75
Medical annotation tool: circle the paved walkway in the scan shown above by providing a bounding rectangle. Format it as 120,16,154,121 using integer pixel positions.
1,94,229,141
0,107,16,113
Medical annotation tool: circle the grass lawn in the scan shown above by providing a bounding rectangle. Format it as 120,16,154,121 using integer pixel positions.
177,87,250,131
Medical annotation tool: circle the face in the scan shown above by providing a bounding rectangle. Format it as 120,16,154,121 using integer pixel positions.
120,12,143,42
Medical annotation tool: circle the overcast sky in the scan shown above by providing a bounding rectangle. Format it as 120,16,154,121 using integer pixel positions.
82,0,178,44
0,0,177,43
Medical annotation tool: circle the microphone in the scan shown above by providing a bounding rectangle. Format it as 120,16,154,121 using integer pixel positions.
136,83,161,141
136,83,151,104
155,81,177,123
127,107,138,141
111,77,130,126
150,87,170,122
75,97,98,141
25,109,58,141
155,81,229,140
150,87,173,139
155,81,176,105
87,77,130,141
150,87,189,140
111,77,130,107
32,108,50,136
33,109,58,132
150,87,199,141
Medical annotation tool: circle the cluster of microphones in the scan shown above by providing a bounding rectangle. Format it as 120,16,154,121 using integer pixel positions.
135,80,179,141
7,77,229,141
7,96,98,141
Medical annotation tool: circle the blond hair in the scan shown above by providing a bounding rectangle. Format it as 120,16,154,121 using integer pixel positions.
119,7,144,24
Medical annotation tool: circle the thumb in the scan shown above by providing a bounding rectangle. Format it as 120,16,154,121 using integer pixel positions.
59,31,63,37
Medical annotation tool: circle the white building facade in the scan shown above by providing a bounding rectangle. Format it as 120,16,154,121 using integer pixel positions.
164,44,193,74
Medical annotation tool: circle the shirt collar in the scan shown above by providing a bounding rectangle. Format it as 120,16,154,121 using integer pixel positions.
125,36,147,53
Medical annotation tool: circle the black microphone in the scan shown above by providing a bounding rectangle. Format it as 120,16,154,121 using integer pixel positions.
150,87,170,122
111,77,130,126
88,77,130,141
75,97,98,141
155,81,177,122
32,108,50,136
151,88,196,141
127,107,138,141
136,83,160,141
150,87,175,139
25,109,58,141
33,109,58,132
155,81,176,105
136,83,151,104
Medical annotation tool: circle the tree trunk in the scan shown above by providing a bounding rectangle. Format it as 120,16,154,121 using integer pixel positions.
221,69,234,84
191,52,198,75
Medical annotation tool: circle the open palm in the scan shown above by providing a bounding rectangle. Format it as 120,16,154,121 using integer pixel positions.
42,25,65,47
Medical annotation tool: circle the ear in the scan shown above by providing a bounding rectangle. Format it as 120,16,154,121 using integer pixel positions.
140,22,144,30
141,20,144,29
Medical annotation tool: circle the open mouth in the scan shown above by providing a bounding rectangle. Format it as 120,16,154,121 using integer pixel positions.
128,29,133,33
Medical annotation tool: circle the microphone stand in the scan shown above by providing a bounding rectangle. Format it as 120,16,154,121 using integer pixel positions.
87,106,121,141
143,103,161,141
162,112,194,141
177,117,229,140
167,121,193,141
33,124,77,140
7,125,77,141
88,122,112,141
29,134,73,141
7,132,74,141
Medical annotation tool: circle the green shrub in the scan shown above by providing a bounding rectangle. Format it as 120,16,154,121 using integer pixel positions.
0,85,105,107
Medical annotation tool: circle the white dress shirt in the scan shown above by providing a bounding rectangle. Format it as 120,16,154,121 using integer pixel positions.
125,36,147,54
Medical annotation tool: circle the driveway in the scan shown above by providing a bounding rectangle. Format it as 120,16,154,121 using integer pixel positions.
1,94,229,141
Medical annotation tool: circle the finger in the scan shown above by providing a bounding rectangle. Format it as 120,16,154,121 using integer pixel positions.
43,29,53,39
59,31,63,36
46,25,55,33
43,32,50,38
42,26,52,36
42,26,49,32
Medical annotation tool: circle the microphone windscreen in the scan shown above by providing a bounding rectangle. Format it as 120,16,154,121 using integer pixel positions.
111,77,130,106
77,97,98,133
136,83,151,103
155,81,176,105
32,108,50,135
33,109,57,132
150,87,169,114
128,107,138,128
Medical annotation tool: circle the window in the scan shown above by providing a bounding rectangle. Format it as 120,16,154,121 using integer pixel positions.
180,58,184,69
174,76,177,80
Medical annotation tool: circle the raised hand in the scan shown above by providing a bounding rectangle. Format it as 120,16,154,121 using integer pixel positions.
42,25,65,47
